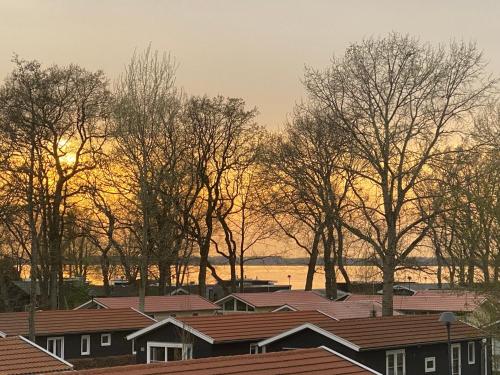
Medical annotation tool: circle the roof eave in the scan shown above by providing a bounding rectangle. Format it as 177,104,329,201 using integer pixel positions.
257,323,360,352
126,317,215,344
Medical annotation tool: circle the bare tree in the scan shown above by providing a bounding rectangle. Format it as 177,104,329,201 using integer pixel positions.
113,46,181,310
304,34,495,314
260,106,351,297
182,96,258,297
0,59,109,346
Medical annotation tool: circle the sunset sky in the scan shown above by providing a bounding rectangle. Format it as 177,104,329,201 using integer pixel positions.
1,0,499,128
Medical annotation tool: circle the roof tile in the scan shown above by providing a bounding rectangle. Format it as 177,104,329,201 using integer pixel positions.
0,308,154,336
92,296,219,313
66,347,378,375
0,336,72,374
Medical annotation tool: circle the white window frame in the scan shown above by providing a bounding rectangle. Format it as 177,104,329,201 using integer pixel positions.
451,343,462,375
81,335,90,356
467,341,475,364
222,298,254,312
47,336,65,359
425,357,436,373
146,341,193,364
250,343,259,354
101,333,111,346
386,349,406,375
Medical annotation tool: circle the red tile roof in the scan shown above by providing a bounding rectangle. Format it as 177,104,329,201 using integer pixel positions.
261,314,485,351
217,291,329,308
0,336,73,374
177,310,335,343
66,347,380,375
345,292,486,313
129,310,336,343
0,308,155,337
88,296,220,313
276,301,403,319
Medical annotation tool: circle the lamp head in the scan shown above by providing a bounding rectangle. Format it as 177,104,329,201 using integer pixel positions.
439,311,457,325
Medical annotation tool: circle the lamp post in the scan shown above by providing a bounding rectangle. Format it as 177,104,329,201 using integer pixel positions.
439,311,457,375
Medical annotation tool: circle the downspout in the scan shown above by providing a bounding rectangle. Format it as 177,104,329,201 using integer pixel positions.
482,338,488,375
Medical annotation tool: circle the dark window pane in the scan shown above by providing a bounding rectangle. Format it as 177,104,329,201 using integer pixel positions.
236,300,247,311
167,347,182,361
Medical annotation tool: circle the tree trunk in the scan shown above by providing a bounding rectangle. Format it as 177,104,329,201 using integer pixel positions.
335,223,351,291
198,240,209,297
28,142,37,340
305,231,321,291
323,220,337,300
229,255,237,293
158,259,168,296
381,256,395,316
467,264,475,286
101,253,111,297
239,256,245,292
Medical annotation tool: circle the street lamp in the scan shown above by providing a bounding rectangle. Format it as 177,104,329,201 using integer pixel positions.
439,311,457,375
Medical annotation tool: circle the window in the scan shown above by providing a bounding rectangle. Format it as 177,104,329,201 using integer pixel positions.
247,305,255,312
223,299,234,311
425,357,436,373
146,342,193,364
250,343,259,354
101,333,111,346
47,337,64,359
386,349,405,375
468,342,475,364
236,299,247,311
81,335,90,356
451,343,461,375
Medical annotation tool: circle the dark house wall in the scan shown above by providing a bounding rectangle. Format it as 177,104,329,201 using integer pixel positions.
265,328,485,375
134,323,255,363
35,330,135,360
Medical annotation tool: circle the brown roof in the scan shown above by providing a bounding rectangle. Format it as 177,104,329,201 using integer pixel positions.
267,314,485,351
218,291,329,308
66,347,379,375
278,301,403,319
90,295,220,313
130,310,336,343
177,310,335,343
345,292,486,313
0,308,154,337
0,336,72,374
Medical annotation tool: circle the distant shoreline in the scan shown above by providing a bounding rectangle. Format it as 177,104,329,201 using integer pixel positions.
62,255,440,267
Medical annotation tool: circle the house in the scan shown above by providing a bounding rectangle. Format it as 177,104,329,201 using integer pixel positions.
0,336,73,374
345,291,487,314
126,310,336,363
215,290,329,313
75,295,220,320
0,308,155,367
272,300,402,319
67,347,382,374
258,314,489,375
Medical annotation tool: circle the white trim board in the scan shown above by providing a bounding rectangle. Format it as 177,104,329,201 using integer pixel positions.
257,323,360,352
214,294,257,309
320,346,382,375
130,307,157,322
19,335,74,369
126,316,215,344
73,298,109,310
271,304,298,312
0,330,6,338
